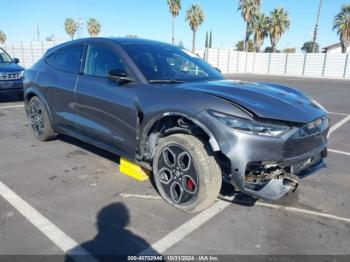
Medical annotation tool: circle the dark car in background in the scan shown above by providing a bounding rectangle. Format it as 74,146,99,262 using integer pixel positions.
23,38,329,213
0,47,24,97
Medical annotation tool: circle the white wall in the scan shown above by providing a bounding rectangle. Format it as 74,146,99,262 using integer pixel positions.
0,41,64,68
1,42,350,79
205,48,350,79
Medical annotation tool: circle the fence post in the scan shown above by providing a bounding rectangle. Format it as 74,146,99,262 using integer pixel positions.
252,52,256,73
267,53,272,74
343,54,349,78
236,52,240,73
284,53,289,75
30,42,34,66
227,50,231,74
302,53,307,76
322,53,327,77
244,52,248,73
217,49,220,68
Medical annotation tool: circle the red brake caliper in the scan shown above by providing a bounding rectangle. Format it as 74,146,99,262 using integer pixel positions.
187,178,195,191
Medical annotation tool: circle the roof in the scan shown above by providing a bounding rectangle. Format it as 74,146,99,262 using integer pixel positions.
322,43,341,50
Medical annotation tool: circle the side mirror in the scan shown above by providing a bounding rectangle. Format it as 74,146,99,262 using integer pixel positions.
107,69,134,85
13,58,20,64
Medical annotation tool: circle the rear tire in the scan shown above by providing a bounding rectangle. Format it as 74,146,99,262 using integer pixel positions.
153,134,222,213
28,96,56,141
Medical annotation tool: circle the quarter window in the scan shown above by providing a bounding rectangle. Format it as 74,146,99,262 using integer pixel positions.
46,45,84,73
84,44,126,78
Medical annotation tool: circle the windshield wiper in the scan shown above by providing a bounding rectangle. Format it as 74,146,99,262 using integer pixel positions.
148,79,184,83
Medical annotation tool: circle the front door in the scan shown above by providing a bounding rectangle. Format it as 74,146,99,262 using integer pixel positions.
75,43,138,158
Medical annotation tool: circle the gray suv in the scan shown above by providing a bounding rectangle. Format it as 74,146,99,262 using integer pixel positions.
24,38,329,212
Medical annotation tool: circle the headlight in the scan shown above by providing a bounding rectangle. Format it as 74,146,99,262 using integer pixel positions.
210,111,290,137
18,71,24,78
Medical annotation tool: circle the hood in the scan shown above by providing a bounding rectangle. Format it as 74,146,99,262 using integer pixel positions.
178,80,327,124
0,63,24,72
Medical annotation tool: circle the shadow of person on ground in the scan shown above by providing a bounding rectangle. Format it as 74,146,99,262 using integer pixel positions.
65,202,160,262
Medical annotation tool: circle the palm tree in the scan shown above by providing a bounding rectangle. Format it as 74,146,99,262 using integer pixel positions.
268,8,291,53
251,12,269,52
167,0,181,44
0,31,6,44
186,4,205,53
238,0,261,51
64,18,78,40
87,18,101,37
333,4,350,53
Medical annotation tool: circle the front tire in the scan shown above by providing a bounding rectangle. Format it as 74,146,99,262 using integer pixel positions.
153,134,222,213
28,96,56,141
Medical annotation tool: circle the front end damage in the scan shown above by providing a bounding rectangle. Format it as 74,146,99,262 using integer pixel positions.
198,110,330,200
241,149,327,200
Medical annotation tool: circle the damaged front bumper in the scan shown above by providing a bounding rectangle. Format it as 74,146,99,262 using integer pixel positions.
197,111,329,200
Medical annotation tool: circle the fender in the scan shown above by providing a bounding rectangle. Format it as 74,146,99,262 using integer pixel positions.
24,86,55,125
138,111,221,158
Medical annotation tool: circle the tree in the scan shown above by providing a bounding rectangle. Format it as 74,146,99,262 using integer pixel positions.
251,12,269,52
0,31,6,44
235,40,254,52
283,48,296,53
264,46,280,53
167,0,181,44
125,34,139,38
238,0,261,51
87,18,101,37
301,41,319,53
268,8,291,53
64,18,78,40
205,31,209,48
209,30,212,48
186,4,205,53
333,4,350,53
178,40,185,48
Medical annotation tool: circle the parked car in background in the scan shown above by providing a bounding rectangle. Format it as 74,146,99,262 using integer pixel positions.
23,38,329,213
0,47,24,97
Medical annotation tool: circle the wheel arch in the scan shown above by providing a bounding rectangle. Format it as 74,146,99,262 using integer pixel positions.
137,112,220,162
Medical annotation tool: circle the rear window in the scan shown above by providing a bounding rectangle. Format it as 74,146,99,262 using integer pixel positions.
46,45,84,73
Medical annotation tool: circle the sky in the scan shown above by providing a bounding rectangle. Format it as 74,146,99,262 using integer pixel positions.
1,0,347,52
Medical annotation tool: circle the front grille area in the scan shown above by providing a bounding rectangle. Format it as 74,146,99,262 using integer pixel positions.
283,117,329,158
0,72,21,81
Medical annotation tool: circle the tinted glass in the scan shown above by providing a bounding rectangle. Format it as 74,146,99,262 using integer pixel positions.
122,43,223,82
46,45,84,73
0,48,12,63
84,44,126,78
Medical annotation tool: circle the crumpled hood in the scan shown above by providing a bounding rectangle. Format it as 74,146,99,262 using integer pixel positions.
0,63,24,72
178,80,327,124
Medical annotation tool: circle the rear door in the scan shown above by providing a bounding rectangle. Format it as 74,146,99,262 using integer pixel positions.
75,43,138,158
42,44,84,130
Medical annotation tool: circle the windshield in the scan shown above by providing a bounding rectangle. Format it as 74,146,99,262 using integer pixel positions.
121,43,223,83
0,48,13,63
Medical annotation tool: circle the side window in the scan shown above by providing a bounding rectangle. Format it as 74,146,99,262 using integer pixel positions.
46,45,84,73
84,44,126,78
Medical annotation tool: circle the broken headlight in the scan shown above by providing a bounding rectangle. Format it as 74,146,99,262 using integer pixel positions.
210,111,290,137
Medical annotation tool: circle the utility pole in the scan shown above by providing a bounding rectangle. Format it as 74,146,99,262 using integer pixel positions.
76,17,84,39
312,0,323,53
37,24,40,42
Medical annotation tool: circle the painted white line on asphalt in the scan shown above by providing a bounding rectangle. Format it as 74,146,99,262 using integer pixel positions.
256,202,350,224
0,104,25,109
328,111,349,116
329,115,350,135
0,181,97,262
138,200,230,255
328,149,350,156
119,193,162,200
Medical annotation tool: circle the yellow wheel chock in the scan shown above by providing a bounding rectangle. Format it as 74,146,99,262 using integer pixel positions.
119,158,150,181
